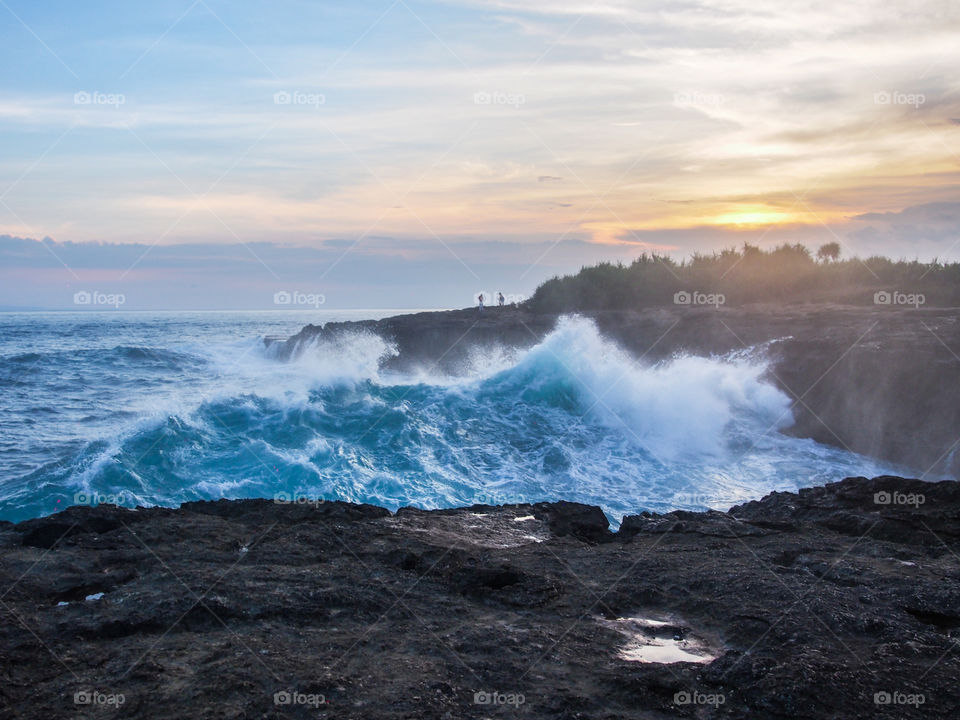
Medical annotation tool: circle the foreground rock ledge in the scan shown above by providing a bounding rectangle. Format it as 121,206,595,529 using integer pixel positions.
1,476,958,719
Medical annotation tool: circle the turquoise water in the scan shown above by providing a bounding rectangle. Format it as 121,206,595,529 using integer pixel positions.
0,311,899,524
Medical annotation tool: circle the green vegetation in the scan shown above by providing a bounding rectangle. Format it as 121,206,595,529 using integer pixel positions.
528,243,960,311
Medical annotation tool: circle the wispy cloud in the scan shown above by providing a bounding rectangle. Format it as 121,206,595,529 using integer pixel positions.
0,0,958,306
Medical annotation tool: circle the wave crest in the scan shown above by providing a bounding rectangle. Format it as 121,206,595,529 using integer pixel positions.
1,315,893,524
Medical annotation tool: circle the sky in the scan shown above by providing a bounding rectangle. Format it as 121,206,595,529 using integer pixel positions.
1,0,959,309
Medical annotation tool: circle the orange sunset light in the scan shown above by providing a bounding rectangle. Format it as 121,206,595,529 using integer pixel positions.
708,209,802,227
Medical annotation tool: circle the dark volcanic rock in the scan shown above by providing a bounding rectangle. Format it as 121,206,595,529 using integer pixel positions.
1,476,958,719
533,500,614,543
730,476,960,545
16,504,141,548
178,497,391,524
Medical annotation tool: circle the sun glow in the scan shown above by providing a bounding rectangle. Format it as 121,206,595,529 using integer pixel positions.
708,209,800,227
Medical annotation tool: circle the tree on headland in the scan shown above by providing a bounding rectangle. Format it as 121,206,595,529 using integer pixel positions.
526,243,960,311
817,242,841,262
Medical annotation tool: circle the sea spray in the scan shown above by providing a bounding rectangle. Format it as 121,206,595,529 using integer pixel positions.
0,314,899,524
483,316,793,461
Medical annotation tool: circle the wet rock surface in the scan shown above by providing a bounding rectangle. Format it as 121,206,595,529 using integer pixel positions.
276,304,960,476
1,476,958,718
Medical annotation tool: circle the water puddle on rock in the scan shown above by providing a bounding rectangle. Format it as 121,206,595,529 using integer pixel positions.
599,615,720,664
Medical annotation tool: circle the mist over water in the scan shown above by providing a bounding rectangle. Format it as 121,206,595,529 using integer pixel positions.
0,311,900,524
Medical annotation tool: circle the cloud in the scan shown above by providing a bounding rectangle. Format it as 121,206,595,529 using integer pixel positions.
853,201,960,225
1,0,959,259
848,201,960,257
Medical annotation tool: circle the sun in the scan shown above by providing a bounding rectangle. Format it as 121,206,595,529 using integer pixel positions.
709,209,798,227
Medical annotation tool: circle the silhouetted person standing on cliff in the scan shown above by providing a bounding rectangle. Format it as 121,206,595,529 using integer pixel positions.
478,293,484,310
498,292,505,307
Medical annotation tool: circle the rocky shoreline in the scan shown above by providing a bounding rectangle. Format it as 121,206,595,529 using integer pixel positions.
274,304,960,477
2,475,958,718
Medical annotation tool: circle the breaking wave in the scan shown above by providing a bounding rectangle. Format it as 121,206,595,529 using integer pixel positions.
0,316,897,524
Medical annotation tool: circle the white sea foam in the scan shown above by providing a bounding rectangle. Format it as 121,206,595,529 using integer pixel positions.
487,316,793,462
18,314,900,524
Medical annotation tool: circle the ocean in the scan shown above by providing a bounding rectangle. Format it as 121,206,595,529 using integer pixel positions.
0,310,900,525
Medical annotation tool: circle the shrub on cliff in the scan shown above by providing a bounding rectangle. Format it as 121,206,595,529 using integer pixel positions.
528,244,960,311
